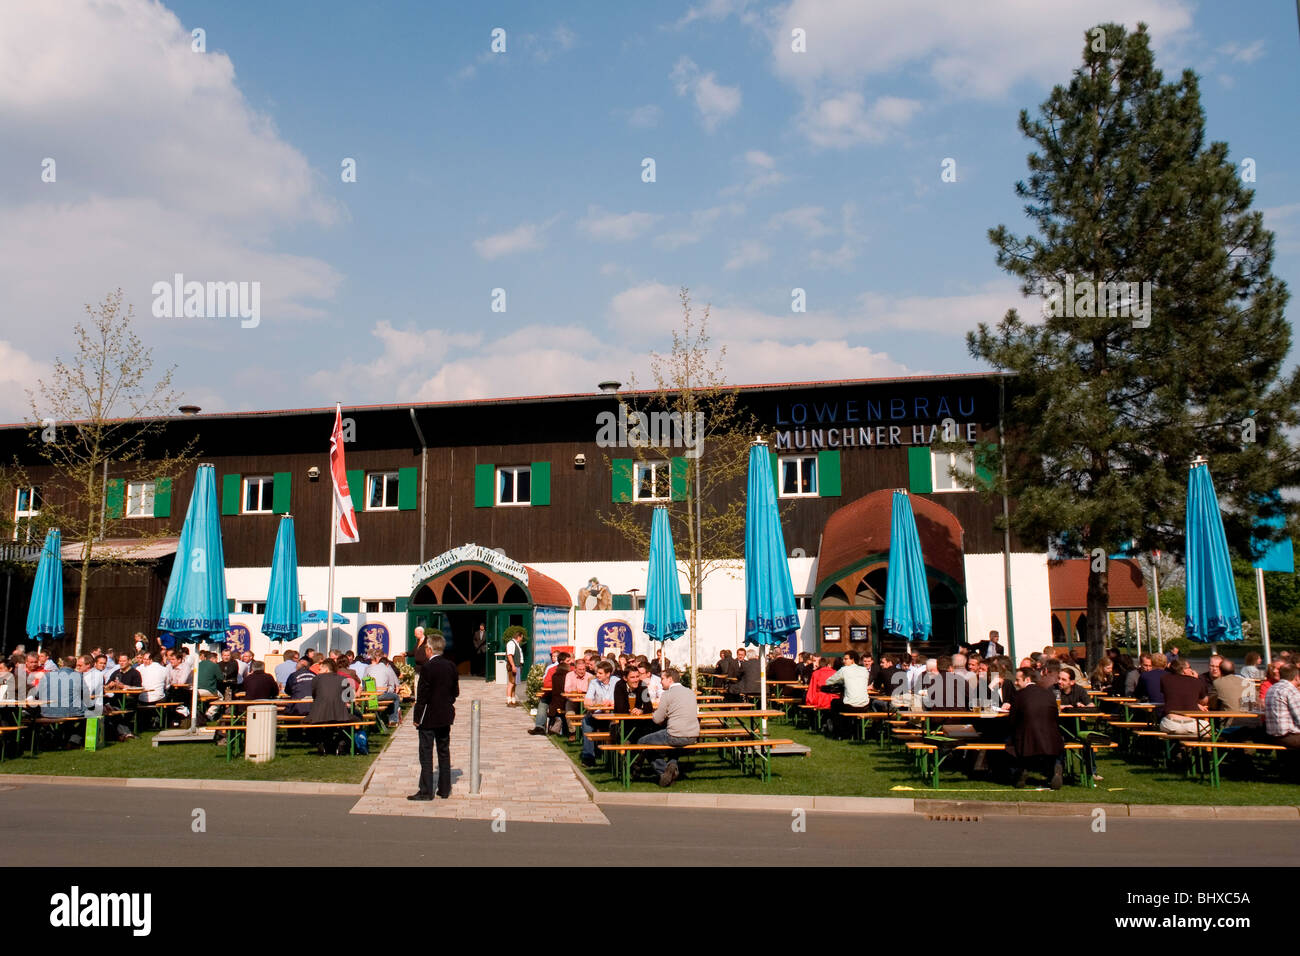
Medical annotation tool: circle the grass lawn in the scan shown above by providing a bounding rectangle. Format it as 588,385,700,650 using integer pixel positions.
555,721,1300,806
0,720,399,784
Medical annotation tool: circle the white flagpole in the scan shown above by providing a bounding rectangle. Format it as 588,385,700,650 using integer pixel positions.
327,493,337,651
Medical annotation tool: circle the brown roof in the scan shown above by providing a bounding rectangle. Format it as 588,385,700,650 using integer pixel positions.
522,565,571,608
817,490,965,587
60,537,180,562
1047,558,1148,610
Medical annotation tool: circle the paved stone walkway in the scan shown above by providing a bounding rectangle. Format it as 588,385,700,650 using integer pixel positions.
351,677,608,825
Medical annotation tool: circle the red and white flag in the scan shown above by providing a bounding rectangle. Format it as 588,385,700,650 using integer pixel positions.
330,404,359,544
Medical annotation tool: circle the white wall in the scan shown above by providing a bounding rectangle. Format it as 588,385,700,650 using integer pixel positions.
962,551,1052,662
220,552,1048,663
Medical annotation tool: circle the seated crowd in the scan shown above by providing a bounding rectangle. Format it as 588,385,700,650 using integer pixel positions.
525,648,698,787
0,634,406,754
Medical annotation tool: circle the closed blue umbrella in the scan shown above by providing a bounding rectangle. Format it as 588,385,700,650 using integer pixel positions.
157,463,230,733
262,515,301,642
644,506,688,659
25,528,64,644
744,441,800,729
883,490,933,645
1185,458,1242,647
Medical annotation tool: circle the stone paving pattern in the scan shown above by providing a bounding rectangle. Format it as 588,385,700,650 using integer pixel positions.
352,677,608,825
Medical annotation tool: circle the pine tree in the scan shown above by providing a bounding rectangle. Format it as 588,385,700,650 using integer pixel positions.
970,23,1300,670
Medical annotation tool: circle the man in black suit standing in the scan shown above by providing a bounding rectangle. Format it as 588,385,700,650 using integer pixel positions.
410,633,459,801
1008,664,1064,789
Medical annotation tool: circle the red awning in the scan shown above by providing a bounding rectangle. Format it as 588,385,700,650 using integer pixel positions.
817,489,965,587
522,566,571,608
1048,558,1148,610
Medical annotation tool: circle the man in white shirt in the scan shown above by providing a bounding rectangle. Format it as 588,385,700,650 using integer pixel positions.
367,652,401,727
137,653,167,705
825,650,872,737
637,662,663,705
580,661,620,766
79,655,105,718
237,651,253,687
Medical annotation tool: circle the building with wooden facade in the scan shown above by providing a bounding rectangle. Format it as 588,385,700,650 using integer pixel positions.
0,372,1095,673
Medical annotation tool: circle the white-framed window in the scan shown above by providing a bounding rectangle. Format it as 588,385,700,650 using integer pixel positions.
497,466,531,506
237,601,267,614
364,599,397,613
13,486,40,542
367,472,400,511
779,456,818,497
932,449,975,492
633,461,670,502
243,475,274,513
126,480,156,518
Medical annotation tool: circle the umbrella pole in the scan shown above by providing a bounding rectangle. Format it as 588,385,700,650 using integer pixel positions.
760,650,768,738
190,640,202,734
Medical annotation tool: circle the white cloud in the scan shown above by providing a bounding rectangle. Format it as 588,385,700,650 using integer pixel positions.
676,0,759,28
670,56,741,131
1263,202,1300,255
802,91,922,148
1218,39,1264,64
0,0,343,357
577,206,662,242
723,150,787,196
654,203,745,249
524,24,578,63
724,239,772,270
0,341,49,424
307,322,483,403
769,0,1194,100
621,104,663,128
767,205,831,238
472,221,550,260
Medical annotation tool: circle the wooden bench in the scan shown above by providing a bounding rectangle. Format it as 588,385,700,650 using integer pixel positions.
226,719,367,761
28,716,88,756
0,724,21,762
1177,739,1288,788
598,738,794,788
905,738,1118,788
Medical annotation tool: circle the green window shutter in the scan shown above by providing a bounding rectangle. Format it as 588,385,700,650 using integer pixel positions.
670,457,688,502
395,597,409,612
227,598,236,612
272,471,291,514
680,592,702,610
105,478,125,519
341,597,360,614
154,477,172,518
347,469,364,513
611,458,633,503
907,446,933,494
817,450,841,497
611,594,633,611
530,461,551,506
474,463,495,507
221,474,241,515
973,442,996,491
397,466,418,511
770,451,779,495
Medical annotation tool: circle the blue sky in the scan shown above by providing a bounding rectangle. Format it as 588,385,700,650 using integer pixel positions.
1,0,1297,420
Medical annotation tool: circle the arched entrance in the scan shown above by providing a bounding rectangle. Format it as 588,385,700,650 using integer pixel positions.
814,490,967,658
406,546,571,679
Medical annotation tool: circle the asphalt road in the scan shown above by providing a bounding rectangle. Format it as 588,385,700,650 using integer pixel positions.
2,781,1298,868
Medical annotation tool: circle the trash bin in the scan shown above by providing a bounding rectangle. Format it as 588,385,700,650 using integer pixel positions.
494,653,508,685
247,704,277,763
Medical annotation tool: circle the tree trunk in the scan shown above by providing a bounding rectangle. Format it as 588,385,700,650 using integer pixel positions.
75,546,93,657
1085,563,1109,672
